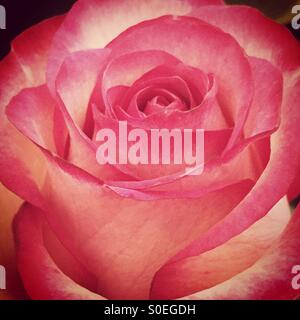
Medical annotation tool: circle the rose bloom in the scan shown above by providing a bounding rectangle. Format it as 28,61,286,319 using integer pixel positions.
0,0,300,300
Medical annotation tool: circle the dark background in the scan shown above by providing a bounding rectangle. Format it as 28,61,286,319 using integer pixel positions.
0,0,299,60
0,0,76,59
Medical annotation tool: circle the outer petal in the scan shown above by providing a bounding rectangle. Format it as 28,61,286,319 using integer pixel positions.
14,203,104,300
223,56,283,155
11,16,64,85
34,150,253,299
191,5,300,72
0,119,45,208
47,0,223,92
6,81,129,182
0,184,26,299
0,16,65,206
181,203,300,300
243,57,282,139
6,86,57,153
151,198,291,299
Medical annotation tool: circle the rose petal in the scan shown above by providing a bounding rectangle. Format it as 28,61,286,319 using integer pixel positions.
114,72,227,131
123,76,193,116
47,0,223,92
101,50,182,118
156,75,300,269
5,80,130,183
11,15,64,85
180,203,300,300
34,149,253,299
288,169,300,202
0,16,64,207
43,219,98,294
243,57,282,139
0,183,27,299
6,85,57,153
191,5,300,72
151,197,291,299
14,203,104,300
102,50,181,96
56,49,111,130
107,15,253,129
223,56,283,155
107,137,269,201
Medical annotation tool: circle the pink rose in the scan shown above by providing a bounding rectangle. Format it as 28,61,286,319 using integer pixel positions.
0,0,300,300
